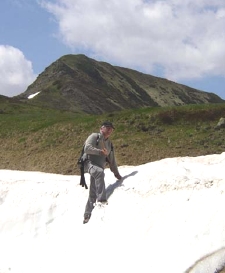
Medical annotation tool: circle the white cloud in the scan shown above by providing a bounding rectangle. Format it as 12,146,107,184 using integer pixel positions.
40,0,225,82
0,45,37,97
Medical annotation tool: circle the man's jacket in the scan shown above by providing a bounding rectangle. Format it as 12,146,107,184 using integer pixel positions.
83,132,119,174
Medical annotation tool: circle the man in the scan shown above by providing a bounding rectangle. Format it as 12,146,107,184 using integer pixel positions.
83,121,122,224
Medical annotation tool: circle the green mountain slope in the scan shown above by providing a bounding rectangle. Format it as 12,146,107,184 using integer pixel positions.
17,54,224,114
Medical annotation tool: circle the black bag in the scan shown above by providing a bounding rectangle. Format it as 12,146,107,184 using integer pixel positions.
77,146,88,189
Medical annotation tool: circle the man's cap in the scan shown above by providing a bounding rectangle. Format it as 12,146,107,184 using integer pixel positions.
101,121,115,129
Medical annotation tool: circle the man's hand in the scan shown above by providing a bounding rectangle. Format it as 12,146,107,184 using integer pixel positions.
100,148,108,156
114,173,122,180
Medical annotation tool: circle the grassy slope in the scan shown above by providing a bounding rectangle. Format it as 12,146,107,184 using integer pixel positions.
1,101,225,175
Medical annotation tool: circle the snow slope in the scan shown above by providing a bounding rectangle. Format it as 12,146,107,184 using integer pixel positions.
1,152,225,273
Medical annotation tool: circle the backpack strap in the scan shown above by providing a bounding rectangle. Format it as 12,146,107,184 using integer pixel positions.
96,133,100,146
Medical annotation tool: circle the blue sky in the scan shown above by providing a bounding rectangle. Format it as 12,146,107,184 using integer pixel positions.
0,0,225,99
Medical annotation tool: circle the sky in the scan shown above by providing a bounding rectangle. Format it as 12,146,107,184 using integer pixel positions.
1,153,225,273
0,0,225,99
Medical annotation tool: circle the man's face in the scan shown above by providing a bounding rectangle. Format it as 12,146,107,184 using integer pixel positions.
101,126,114,138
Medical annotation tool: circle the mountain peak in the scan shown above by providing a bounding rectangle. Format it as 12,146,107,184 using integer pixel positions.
17,54,224,114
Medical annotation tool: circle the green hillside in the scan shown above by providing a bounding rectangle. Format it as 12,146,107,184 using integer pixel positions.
1,100,225,175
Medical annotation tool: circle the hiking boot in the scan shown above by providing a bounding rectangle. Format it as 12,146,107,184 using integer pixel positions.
83,214,91,224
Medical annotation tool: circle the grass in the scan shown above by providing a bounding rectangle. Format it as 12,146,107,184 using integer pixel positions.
0,102,225,175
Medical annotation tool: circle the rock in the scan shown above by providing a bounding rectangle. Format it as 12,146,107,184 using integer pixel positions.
215,117,225,130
